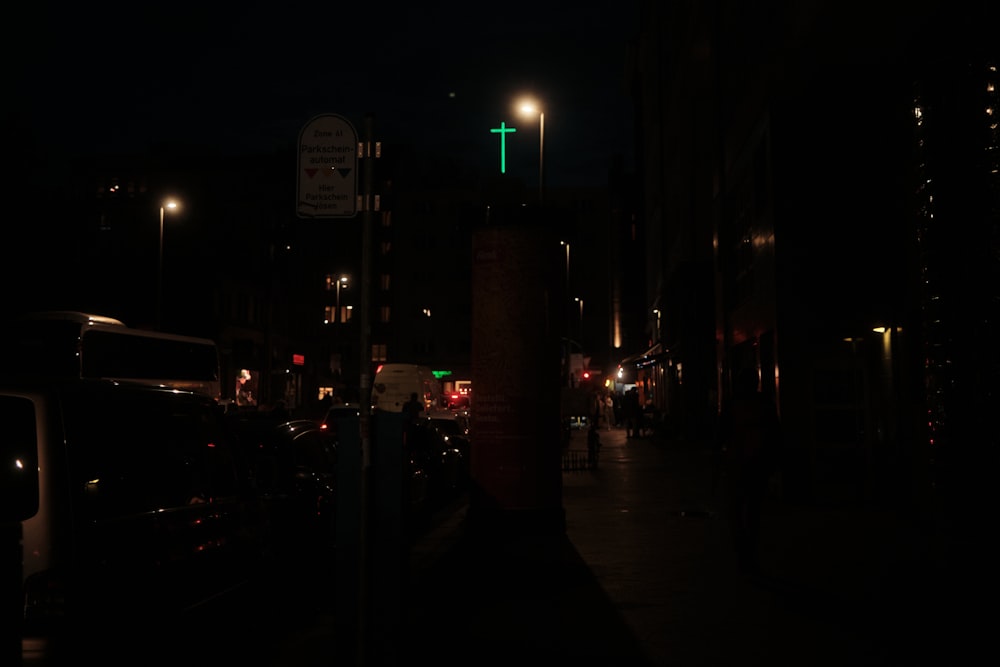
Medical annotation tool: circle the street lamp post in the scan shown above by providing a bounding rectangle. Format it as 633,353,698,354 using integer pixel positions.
157,199,179,330
518,99,545,204
561,240,572,386
561,240,570,287
576,297,584,342
335,275,349,322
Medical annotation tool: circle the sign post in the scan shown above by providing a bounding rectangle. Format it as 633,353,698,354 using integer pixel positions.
297,113,359,219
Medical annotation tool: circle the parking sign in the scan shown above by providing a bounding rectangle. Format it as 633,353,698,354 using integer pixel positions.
297,113,358,219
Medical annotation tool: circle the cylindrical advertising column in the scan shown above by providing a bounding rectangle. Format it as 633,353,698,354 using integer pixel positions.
470,223,565,534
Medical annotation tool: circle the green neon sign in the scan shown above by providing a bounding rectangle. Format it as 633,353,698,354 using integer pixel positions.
490,121,517,174
432,369,453,379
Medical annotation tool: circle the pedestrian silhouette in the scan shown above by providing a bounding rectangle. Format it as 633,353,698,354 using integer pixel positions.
587,421,601,468
718,367,781,574
402,392,423,424
401,391,425,448
623,387,641,438
603,393,615,430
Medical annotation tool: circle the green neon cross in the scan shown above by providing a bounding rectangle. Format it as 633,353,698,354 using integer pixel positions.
490,121,517,174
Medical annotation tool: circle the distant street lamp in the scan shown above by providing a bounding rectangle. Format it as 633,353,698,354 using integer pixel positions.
336,274,350,322
561,240,570,287
517,98,545,204
157,199,180,330
575,296,584,342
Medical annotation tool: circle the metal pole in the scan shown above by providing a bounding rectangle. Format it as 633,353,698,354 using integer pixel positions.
564,241,572,386
539,111,545,204
357,112,376,666
157,206,164,330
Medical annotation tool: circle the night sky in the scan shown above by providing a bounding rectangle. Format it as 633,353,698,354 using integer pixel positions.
8,1,638,189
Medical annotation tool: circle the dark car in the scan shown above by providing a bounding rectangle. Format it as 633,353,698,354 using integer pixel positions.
410,416,470,502
317,408,466,522
225,413,338,570
318,402,362,435
2,377,269,660
427,414,471,461
445,392,471,410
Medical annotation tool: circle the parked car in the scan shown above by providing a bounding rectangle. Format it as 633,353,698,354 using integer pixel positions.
1,377,268,660
318,402,362,435
316,406,425,513
317,408,467,520
411,415,470,502
445,392,471,410
224,412,338,567
427,413,471,457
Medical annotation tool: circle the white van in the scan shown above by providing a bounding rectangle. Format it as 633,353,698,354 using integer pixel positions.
371,363,441,413
1,376,266,660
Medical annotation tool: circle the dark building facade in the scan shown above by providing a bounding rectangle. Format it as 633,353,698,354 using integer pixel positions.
628,0,998,551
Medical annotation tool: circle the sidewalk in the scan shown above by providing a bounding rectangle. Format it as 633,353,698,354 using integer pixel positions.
401,425,963,666
260,423,978,666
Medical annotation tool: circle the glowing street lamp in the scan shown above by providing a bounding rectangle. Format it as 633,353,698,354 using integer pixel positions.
157,198,180,330
517,98,545,204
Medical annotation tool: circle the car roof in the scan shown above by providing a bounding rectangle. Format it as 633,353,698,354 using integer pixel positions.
325,403,361,417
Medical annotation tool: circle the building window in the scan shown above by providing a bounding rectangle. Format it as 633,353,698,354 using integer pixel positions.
323,305,353,324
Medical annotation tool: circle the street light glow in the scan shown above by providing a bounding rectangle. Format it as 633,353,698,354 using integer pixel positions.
516,97,545,203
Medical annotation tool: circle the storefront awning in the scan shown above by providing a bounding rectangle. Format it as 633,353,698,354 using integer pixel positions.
619,342,662,368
